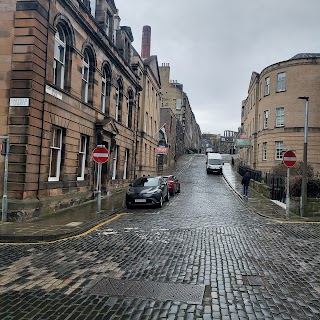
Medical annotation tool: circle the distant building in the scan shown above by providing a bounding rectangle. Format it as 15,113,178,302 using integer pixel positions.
159,63,201,157
220,130,237,154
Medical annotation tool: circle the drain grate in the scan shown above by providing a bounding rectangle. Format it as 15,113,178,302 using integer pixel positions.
86,277,205,304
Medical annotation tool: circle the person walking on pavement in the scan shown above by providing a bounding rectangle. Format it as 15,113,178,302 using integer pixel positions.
241,171,251,199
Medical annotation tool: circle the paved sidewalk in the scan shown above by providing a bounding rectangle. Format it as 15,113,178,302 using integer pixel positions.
222,163,288,220
0,190,127,243
0,154,316,243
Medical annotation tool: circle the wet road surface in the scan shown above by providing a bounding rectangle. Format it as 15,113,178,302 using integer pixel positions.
1,155,320,319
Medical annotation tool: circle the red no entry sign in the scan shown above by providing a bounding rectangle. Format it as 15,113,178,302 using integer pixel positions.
92,146,109,163
283,150,297,167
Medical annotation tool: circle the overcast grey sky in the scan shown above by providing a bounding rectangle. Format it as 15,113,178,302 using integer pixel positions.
117,0,320,135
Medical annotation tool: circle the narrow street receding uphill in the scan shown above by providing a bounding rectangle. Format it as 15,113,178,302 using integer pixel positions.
0,154,319,319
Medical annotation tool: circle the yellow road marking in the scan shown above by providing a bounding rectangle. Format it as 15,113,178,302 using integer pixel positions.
0,213,124,246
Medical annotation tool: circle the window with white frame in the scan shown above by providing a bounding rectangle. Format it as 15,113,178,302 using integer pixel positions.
262,142,267,160
112,146,118,180
275,141,283,160
89,0,96,16
264,77,270,96
176,98,182,110
82,50,90,103
54,25,66,89
277,72,286,92
125,96,130,127
263,110,269,129
101,69,107,113
105,12,113,39
115,88,119,120
276,107,284,127
77,135,87,181
123,148,128,179
127,91,133,128
49,127,63,181
115,80,123,122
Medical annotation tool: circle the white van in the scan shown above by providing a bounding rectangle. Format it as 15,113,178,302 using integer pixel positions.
206,153,223,174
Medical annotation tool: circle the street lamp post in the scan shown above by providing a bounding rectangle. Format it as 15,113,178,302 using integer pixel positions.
298,96,309,217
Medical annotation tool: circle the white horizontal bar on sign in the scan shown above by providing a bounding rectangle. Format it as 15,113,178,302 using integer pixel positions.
283,157,296,161
93,153,109,157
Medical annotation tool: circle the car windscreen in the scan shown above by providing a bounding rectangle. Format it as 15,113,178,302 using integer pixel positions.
132,177,159,187
208,159,222,165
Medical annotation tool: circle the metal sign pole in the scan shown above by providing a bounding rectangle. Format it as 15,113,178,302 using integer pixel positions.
286,167,290,220
97,163,102,213
1,136,9,222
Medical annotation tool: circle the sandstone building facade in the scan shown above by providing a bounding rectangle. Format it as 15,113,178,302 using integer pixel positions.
0,0,163,219
240,54,320,173
159,63,201,161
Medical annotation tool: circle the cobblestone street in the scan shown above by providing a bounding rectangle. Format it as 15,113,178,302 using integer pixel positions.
1,154,320,319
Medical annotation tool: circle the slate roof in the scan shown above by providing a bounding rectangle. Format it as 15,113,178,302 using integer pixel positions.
120,26,134,42
290,53,320,59
107,0,117,12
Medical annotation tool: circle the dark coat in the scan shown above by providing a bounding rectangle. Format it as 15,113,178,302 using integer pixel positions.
241,174,251,186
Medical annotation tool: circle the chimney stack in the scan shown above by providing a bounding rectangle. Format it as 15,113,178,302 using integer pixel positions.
141,25,151,59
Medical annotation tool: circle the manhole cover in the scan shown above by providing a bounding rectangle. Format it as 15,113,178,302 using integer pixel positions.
86,277,205,304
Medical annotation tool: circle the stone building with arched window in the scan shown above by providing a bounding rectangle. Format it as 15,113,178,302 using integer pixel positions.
0,0,146,220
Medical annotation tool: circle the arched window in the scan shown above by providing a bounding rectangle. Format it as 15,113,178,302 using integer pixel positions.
82,50,90,103
101,64,112,114
115,79,123,122
54,25,66,89
126,89,134,128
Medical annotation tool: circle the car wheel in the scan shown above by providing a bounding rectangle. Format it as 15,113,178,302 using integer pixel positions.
166,191,170,201
170,190,175,196
157,196,163,208
126,202,132,209
177,186,181,193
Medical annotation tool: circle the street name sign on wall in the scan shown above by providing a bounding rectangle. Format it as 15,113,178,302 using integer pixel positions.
9,98,29,107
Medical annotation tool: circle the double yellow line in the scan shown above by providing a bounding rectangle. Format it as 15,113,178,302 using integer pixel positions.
0,213,124,246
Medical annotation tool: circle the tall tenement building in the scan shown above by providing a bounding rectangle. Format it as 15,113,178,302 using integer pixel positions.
0,0,165,220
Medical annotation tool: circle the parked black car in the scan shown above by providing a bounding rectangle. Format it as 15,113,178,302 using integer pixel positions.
126,176,170,208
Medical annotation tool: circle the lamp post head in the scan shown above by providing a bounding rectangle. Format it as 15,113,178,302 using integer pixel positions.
298,96,309,101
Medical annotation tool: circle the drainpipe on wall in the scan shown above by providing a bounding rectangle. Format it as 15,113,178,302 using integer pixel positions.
133,92,140,179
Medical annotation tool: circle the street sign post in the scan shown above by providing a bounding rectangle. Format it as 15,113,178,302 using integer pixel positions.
283,150,297,219
92,146,109,212
0,136,9,222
